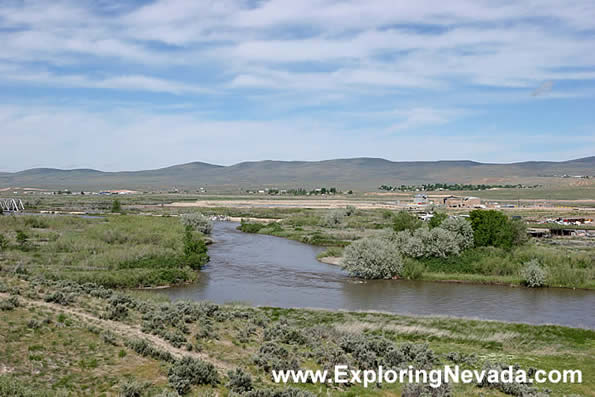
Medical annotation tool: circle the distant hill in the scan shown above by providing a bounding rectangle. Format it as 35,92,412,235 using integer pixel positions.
0,157,593,191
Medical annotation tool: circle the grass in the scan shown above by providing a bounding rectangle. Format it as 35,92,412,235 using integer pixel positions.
1,274,593,396
0,301,170,395
0,214,203,288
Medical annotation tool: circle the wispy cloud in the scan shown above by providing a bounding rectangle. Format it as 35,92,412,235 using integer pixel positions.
0,0,594,169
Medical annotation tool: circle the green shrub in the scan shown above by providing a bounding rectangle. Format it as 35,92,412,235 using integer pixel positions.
428,212,448,229
402,382,451,397
477,362,547,396
393,211,422,232
111,199,122,213
0,233,7,251
180,213,213,235
0,296,19,311
182,228,209,270
345,205,357,216
342,237,403,279
168,356,218,395
0,375,54,396
401,259,426,280
106,303,129,321
16,230,29,249
226,368,253,393
119,380,148,397
239,221,266,233
321,210,346,228
125,339,174,362
521,259,547,287
44,291,74,305
243,388,317,397
24,216,49,229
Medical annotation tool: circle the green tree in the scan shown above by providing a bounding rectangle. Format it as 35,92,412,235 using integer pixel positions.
469,210,526,249
392,210,422,232
111,199,122,213
182,226,209,270
428,212,448,229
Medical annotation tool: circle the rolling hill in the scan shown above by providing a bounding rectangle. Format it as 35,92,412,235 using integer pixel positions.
0,157,593,191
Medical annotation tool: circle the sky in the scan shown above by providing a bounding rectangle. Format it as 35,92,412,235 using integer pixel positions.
1,0,594,172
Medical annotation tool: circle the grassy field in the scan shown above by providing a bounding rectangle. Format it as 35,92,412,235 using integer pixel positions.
0,275,593,396
1,196,594,395
0,214,203,288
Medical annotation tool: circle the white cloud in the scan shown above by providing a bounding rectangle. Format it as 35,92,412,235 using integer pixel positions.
0,0,594,169
0,104,592,171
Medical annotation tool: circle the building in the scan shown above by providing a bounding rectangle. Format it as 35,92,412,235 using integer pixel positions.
443,195,481,208
463,196,482,208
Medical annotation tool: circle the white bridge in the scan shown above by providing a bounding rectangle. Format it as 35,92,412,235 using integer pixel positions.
0,198,25,213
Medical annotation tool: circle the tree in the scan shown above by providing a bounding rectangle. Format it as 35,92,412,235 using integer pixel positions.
111,199,122,213
392,210,421,232
509,218,528,246
469,210,525,249
341,237,403,279
428,212,448,229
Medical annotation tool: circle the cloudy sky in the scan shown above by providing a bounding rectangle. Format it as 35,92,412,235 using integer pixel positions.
1,0,594,171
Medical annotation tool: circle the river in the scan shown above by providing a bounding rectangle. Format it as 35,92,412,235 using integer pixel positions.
158,222,595,329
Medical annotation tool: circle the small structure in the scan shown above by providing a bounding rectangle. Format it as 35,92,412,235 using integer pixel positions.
443,195,481,208
0,198,25,213
413,194,428,205
527,228,550,238
443,195,463,208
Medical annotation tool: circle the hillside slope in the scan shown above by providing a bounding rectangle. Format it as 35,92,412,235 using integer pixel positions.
0,157,593,190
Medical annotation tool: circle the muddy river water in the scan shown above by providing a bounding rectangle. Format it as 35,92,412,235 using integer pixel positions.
158,222,595,329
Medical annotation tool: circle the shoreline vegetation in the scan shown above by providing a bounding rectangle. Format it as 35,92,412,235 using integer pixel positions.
1,196,594,395
0,275,593,396
236,208,594,290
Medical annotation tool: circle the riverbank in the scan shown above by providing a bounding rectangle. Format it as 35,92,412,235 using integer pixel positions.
0,274,593,396
0,214,208,288
233,209,594,290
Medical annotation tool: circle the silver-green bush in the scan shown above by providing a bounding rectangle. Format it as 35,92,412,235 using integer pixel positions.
522,259,547,287
180,213,213,235
341,237,403,279
440,216,474,250
321,210,346,228
395,227,461,258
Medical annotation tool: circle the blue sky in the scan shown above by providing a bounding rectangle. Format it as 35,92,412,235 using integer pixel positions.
1,0,594,171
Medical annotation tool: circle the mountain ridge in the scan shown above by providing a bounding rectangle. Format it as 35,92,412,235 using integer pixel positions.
1,156,593,191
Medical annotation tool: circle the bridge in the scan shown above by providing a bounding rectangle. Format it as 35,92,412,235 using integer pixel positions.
0,198,25,213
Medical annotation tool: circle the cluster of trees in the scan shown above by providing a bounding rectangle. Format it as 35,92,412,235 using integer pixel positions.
247,187,352,195
342,210,528,280
379,183,538,192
